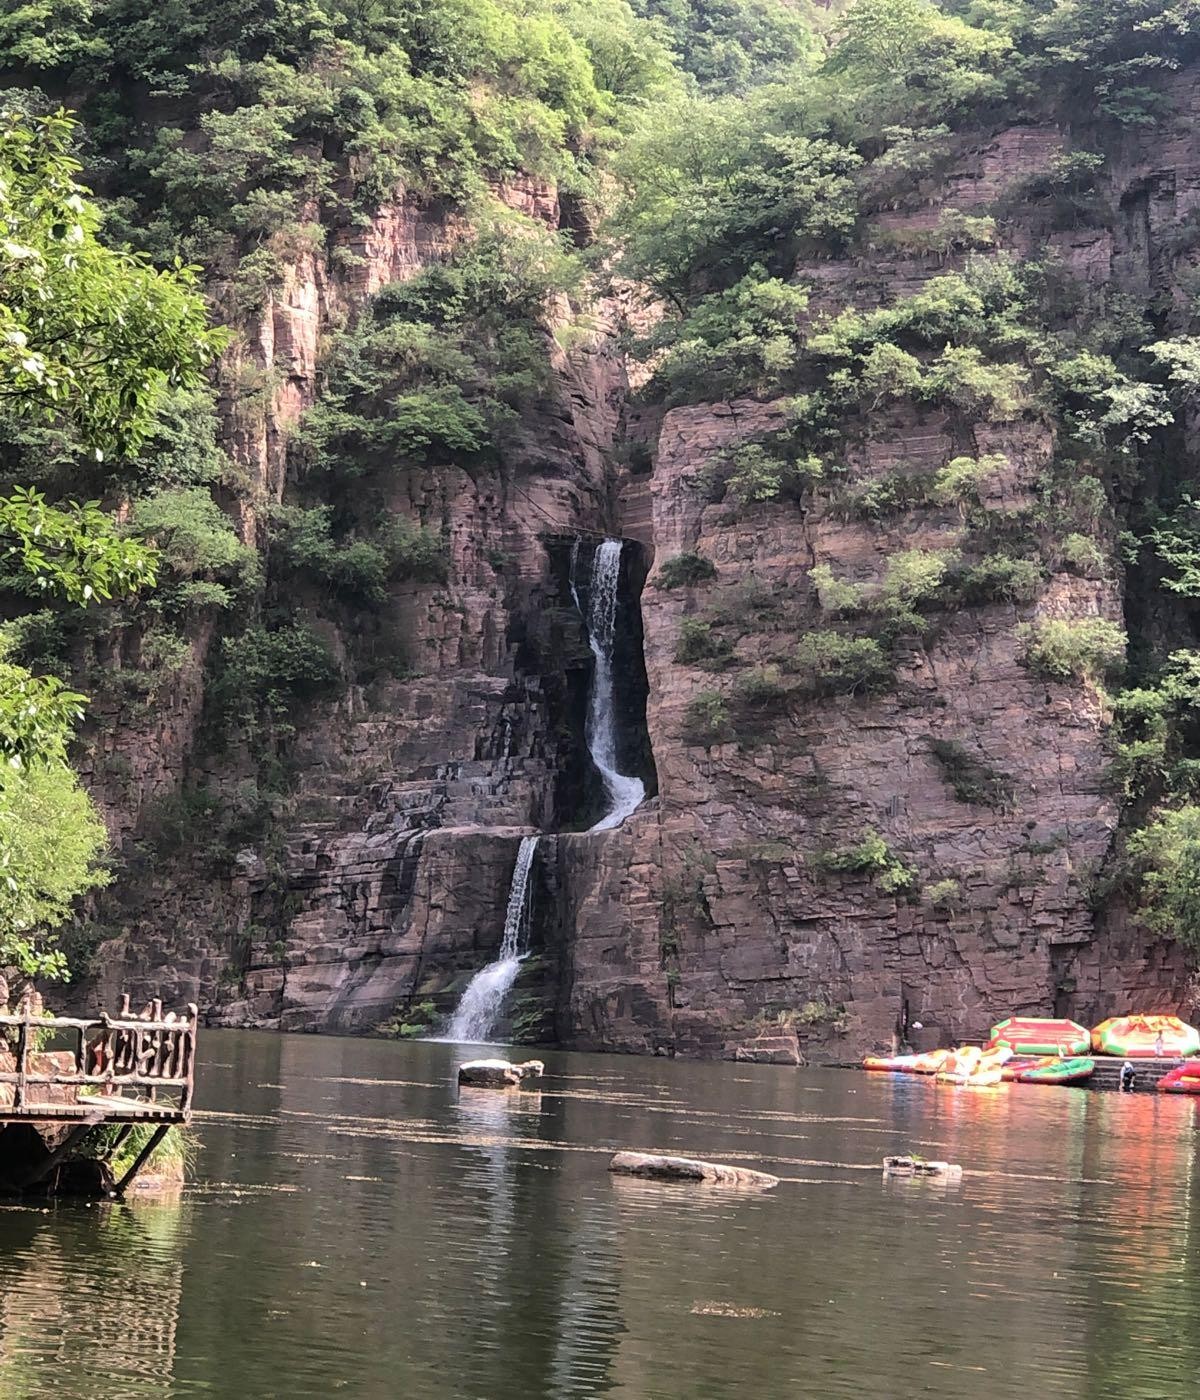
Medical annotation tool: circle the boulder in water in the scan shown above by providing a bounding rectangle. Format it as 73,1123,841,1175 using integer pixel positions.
608,1151,779,1188
883,1155,962,1179
457,1058,545,1089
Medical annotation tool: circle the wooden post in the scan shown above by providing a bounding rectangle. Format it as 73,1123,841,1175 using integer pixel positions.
13,1009,28,1113
114,1123,171,1196
101,1123,133,1164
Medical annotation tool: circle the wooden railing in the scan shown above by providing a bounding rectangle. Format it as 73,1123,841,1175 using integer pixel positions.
0,995,199,1121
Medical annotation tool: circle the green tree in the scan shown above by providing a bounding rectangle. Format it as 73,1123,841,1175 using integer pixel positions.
0,107,223,979
628,0,815,93
1128,806,1200,951
0,758,108,979
821,0,1010,132
0,108,226,457
611,95,859,307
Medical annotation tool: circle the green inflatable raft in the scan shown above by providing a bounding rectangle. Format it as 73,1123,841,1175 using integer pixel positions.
1015,1056,1095,1085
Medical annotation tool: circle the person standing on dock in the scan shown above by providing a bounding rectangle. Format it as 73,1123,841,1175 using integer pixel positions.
1120,1060,1137,1093
1155,1030,1165,1058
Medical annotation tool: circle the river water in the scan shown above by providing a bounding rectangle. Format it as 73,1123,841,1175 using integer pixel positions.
1,1031,1198,1399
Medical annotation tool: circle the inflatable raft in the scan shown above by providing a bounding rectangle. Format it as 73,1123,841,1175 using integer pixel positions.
987,1017,1091,1057
934,1045,1010,1086
1016,1056,1095,1085
862,1049,950,1074
1091,1015,1200,1058
863,1054,923,1072
1000,1056,1054,1081
1157,1060,1200,1093
937,1067,1004,1087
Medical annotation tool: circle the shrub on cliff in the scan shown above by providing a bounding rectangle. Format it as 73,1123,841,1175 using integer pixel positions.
1110,650,1200,800
810,563,867,616
384,519,449,584
927,737,1013,809
1017,617,1126,682
925,877,961,909
815,827,917,895
929,453,1008,509
680,690,732,746
952,554,1043,606
866,209,997,258
924,347,1030,420
674,620,734,668
217,621,341,733
640,272,811,404
734,665,790,707
658,553,717,588
723,441,823,506
274,506,447,601
275,506,389,604
129,489,260,604
1057,532,1107,577
788,631,892,698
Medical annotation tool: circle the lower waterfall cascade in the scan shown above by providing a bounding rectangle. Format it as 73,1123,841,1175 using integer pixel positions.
444,835,540,1043
571,538,647,833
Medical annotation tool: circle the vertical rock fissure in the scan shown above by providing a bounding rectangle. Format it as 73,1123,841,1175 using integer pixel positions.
444,835,540,1043
570,538,652,832
441,532,659,1040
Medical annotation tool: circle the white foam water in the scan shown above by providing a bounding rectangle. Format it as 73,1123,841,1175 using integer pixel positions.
444,835,539,1043
573,539,646,833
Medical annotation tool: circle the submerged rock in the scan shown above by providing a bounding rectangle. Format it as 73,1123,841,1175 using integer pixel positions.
457,1058,545,1089
608,1151,779,1188
883,1155,962,1179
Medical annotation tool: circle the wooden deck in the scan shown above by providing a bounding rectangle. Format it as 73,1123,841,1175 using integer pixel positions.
0,997,198,1126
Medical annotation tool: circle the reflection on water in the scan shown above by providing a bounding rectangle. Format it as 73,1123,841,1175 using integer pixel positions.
0,1200,185,1399
0,1032,1198,1398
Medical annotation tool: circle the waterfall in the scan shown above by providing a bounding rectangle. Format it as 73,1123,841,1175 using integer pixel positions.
444,836,539,1043
573,539,646,833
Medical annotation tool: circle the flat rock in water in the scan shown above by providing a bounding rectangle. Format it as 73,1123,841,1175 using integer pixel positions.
883,1155,962,1179
608,1151,779,1188
457,1059,544,1089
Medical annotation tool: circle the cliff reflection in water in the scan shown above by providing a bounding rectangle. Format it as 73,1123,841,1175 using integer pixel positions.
1,1032,1200,1398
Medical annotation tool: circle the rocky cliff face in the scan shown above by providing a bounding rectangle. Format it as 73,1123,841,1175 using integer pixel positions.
559,97,1200,1063
85,87,1200,1059
83,179,632,1034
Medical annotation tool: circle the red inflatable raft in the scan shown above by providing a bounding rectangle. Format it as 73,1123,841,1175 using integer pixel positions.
987,1017,1091,1057
1092,1015,1200,1058
1157,1060,1200,1093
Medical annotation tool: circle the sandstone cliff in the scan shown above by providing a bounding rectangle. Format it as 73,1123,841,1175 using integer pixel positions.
79,83,1200,1061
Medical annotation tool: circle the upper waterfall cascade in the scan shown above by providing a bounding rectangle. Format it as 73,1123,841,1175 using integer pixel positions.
571,539,647,833
444,835,539,1043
